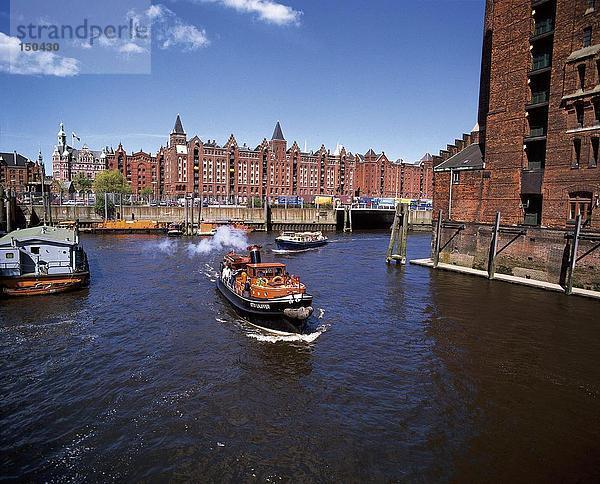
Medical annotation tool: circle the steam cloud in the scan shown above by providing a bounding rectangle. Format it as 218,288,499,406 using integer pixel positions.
187,225,248,256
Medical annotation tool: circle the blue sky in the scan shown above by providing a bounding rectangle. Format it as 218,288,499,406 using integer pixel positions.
0,0,484,170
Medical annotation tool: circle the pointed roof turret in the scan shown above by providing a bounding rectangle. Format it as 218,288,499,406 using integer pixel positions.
271,121,285,141
172,114,185,135
365,148,376,157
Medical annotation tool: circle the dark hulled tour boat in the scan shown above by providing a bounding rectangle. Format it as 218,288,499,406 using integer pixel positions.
216,245,314,333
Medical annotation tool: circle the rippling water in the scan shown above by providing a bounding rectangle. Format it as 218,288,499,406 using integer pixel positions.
1,231,599,482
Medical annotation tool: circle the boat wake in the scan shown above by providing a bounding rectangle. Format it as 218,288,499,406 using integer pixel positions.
215,313,329,344
271,247,321,254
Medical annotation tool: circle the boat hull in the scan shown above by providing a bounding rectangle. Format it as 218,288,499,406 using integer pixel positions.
0,272,90,297
274,239,328,250
216,278,313,333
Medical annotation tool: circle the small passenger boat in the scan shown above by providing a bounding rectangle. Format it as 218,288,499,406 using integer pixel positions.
0,226,90,296
216,245,313,333
275,231,328,251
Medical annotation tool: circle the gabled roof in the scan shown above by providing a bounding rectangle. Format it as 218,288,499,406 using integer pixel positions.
0,152,30,167
172,114,185,135
272,121,285,141
434,143,484,172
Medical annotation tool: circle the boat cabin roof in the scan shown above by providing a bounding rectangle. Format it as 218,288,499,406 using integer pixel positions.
247,262,286,269
0,226,78,247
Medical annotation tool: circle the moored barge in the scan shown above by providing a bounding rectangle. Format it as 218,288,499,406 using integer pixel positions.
216,245,313,333
0,226,90,296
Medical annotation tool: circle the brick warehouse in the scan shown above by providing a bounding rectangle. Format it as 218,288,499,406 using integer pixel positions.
430,0,600,291
54,116,433,201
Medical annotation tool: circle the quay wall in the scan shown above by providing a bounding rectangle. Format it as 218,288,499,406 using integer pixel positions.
37,205,431,232
433,222,600,291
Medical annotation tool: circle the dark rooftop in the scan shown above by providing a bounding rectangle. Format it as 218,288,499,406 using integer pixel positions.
434,143,484,171
272,121,285,141
173,114,185,135
0,152,31,167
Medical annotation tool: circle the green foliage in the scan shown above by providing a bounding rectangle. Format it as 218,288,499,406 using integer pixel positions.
72,172,93,193
249,197,263,208
140,187,153,198
92,170,131,195
94,194,115,218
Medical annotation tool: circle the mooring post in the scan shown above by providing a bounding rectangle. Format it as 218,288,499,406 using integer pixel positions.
190,194,195,235
348,206,352,232
0,186,5,231
565,213,582,295
433,209,442,268
386,202,402,264
399,203,409,263
6,189,13,233
104,192,108,221
487,211,501,279
184,194,189,235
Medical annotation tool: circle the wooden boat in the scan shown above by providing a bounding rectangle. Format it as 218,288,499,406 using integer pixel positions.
0,226,90,296
275,231,328,251
216,245,313,333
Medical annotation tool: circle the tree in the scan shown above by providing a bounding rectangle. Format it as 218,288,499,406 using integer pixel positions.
92,170,131,195
140,187,153,200
72,172,93,194
93,170,131,218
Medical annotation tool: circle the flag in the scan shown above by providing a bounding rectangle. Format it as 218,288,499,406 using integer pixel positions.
72,132,80,142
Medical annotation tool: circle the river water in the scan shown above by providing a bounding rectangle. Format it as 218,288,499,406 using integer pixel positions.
1,231,599,482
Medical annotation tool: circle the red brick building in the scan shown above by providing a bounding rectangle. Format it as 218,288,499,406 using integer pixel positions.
0,151,43,194
152,116,433,201
434,0,600,229
57,114,433,202
430,0,600,290
106,144,163,197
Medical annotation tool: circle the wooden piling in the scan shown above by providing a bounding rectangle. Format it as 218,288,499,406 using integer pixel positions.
0,186,5,231
386,202,408,264
487,211,501,279
433,209,442,268
565,213,582,295
6,188,13,233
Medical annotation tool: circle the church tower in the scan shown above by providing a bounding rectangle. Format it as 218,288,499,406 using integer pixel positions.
57,122,67,148
169,114,187,147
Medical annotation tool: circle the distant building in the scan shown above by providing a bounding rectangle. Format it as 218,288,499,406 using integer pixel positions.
48,116,433,200
52,123,106,181
106,144,162,197
0,151,43,193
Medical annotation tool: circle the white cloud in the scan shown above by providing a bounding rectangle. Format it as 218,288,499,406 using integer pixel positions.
146,4,210,50
118,42,147,54
0,32,79,76
203,0,302,25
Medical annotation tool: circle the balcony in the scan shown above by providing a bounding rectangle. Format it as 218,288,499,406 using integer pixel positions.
530,53,552,73
525,127,547,141
526,90,550,109
531,19,554,39
521,169,544,194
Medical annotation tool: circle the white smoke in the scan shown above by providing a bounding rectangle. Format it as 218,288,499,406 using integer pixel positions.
156,239,176,253
187,226,248,256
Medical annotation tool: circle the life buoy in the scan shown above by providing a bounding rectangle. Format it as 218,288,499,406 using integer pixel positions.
272,276,284,285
